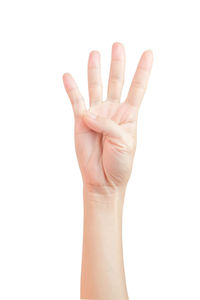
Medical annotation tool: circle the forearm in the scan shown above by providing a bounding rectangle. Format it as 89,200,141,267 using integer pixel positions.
80,186,129,300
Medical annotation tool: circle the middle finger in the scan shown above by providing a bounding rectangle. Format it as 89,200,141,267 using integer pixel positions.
106,42,125,103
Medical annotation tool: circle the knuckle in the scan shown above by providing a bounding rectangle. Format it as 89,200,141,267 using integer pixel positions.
89,82,103,89
109,77,124,86
132,79,146,91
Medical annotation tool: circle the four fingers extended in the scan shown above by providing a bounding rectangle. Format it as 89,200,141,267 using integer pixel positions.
63,44,153,118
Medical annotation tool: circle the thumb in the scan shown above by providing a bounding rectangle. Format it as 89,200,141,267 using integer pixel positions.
82,111,124,139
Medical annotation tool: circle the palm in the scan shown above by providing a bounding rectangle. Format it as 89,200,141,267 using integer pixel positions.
63,43,153,190
75,100,137,188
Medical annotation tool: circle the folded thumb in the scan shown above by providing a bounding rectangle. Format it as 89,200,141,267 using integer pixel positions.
82,111,123,138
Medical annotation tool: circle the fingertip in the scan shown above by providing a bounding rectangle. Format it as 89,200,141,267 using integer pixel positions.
90,50,100,57
139,49,154,70
145,49,154,60
112,42,125,60
112,41,124,49
146,48,153,58
62,73,76,91
88,50,100,68
63,72,71,80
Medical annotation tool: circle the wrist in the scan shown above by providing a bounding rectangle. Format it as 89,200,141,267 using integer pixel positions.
83,184,127,203
83,184,126,199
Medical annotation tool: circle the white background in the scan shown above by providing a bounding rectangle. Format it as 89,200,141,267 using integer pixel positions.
0,0,200,299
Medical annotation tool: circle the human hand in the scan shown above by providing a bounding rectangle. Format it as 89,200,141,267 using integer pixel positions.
63,42,153,195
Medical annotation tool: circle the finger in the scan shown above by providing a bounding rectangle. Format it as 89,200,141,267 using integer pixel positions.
125,50,153,109
63,73,86,117
106,42,125,103
88,51,103,106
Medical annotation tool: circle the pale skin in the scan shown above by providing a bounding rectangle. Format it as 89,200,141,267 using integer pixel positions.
62,42,153,300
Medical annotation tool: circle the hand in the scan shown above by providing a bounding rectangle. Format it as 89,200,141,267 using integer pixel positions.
63,42,153,194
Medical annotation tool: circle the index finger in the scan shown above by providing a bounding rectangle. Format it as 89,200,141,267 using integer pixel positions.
125,50,153,109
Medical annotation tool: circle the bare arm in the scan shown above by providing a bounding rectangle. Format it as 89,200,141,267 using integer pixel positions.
62,42,153,300
81,187,128,300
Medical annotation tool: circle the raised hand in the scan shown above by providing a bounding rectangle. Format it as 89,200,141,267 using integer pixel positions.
63,42,153,194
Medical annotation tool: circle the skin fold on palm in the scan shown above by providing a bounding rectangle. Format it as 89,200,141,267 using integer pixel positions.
63,42,153,194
